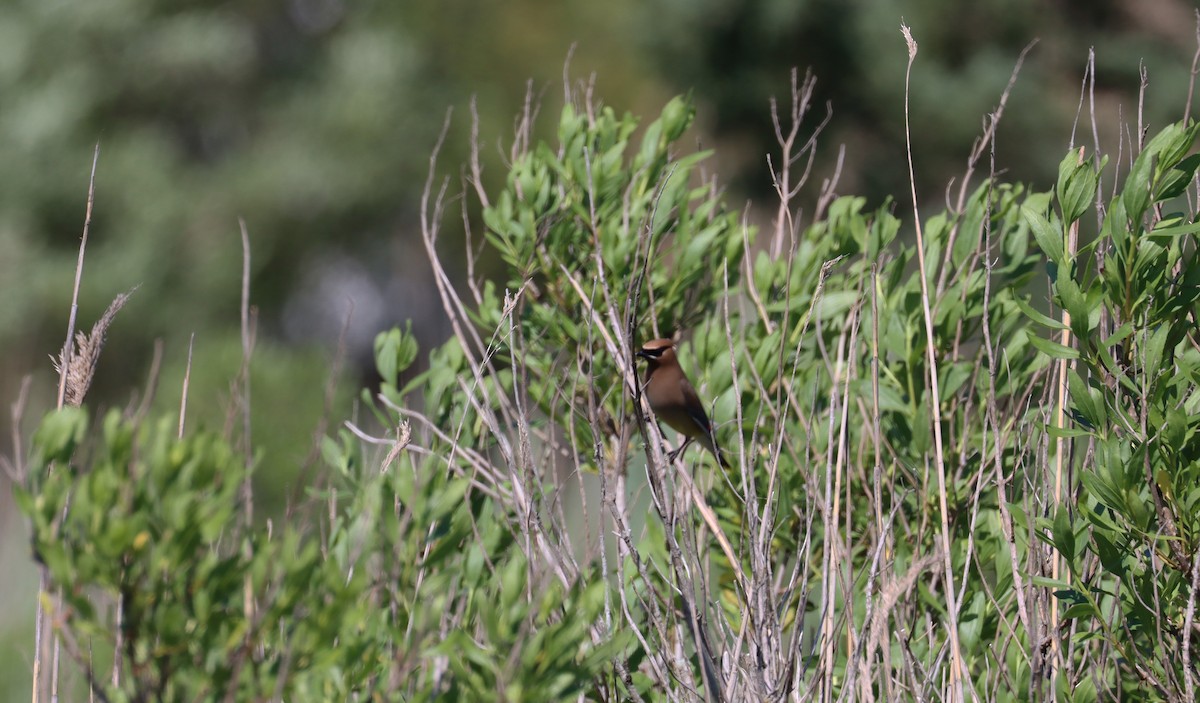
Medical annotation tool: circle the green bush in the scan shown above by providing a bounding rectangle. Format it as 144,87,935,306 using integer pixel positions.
16,87,1200,701
1022,123,1200,699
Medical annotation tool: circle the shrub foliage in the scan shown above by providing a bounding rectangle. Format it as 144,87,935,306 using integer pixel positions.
16,83,1200,701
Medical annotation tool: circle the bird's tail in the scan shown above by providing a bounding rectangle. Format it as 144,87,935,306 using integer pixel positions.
699,432,731,469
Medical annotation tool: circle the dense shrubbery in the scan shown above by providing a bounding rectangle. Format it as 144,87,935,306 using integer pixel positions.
15,81,1200,702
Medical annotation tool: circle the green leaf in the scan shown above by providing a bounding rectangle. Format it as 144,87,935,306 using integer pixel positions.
1071,676,1099,703
1067,371,1105,429
1147,120,1199,178
431,477,471,522
1142,325,1170,382
1091,529,1126,577
1027,334,1079,360
659,94,695,142
1031,575,1071,590
1063,281,1100,343
1052,505,1076,563
1123,146,1155,221
320,435,346,473
1056,150,1098,225
1022,204,1064,266
1145,215,1200,239
1101,322,1135,349
1014,296,1068,330
11,485,35,517
1081,471,1124,514
373,324,418,387
1157,153,1200,201
33,406,89,466
1046,424,1093,439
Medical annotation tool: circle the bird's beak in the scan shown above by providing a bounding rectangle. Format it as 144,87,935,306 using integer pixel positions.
635,350,651,360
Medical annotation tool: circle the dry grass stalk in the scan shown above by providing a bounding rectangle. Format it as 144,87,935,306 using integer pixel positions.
53,289,135,408
38,142,101,703
899,23,967,701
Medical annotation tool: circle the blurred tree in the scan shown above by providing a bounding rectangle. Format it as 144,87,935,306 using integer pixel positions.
638,0,1198,211
0,0,651,457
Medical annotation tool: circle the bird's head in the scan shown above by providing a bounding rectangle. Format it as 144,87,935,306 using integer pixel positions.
636,338,677,366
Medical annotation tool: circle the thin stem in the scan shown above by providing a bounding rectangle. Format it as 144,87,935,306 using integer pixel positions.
900,24,968,702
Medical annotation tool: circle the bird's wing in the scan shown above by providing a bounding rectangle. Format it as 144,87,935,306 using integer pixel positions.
680,376,730,468
679,377,714,436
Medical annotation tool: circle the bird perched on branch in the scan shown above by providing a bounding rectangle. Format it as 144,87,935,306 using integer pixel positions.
636,338,730,468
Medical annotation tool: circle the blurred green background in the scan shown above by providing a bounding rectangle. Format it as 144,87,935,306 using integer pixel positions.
1,0,1197,696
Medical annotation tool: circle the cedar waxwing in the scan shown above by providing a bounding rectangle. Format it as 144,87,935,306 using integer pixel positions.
636,338,730,468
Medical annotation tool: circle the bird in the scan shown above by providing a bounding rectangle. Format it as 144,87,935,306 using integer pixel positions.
636,338,730,468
